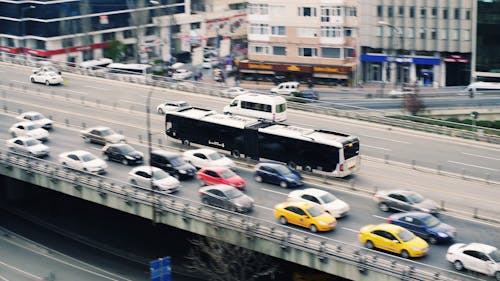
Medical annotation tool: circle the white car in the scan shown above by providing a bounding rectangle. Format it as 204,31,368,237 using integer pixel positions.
128,166,180,194
287,188,350,218
172,69,193,80
17,111,53,130
182,148,234,169
156,101,191,114
30,71,63,86
202,57,219,69
9,121,49,142
220,87,249,96
6,136,49,157
58,150,107,174
32,64,61,75
446,243,500,280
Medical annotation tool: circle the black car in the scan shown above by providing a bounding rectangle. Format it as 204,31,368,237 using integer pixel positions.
199,184,254,213
150,149,196,180
287,90,319,103
102,143,143,165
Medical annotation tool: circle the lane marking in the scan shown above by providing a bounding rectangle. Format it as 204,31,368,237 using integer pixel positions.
447,160,499,172
462,152,500,161
341,227,359,233
0,275,9,281
363,144,391,151
0,260,42,280
260,188,287,196
361,134,411,144
120,99,145,106
65,89,88,96
372,215,387,220
12,80,29,85
84,85,106,90
255,204,273,211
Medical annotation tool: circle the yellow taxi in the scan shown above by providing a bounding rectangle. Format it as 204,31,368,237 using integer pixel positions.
274,201,336,232
358,223,429,258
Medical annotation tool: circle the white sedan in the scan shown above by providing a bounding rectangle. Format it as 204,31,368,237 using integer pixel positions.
9,121,49,142
17,111,53,130
6,136,49,157
30,71,63,86
287,188,350,218
58,150,107,174
128,166,180,194
182,148,234,169
156,101,191,114
446,243,500,279
220,87,249,96
172,69,193,80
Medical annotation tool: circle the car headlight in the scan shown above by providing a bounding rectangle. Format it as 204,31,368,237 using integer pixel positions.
318,221,328,226
125,155,134,160
411,247,421,251
438,232,448,238
234,203,242,207
419,208,430,213
178,170,187,174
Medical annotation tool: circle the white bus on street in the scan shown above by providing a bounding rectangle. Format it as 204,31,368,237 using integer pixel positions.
106,63,152,82
78,58,113,71
223,93,287,122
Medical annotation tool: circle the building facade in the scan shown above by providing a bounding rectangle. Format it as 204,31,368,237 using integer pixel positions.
473,0,500,82
359,0,474,87
241,0,359,86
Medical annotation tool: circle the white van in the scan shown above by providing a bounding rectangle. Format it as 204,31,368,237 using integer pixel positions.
79,58,113,71
223,93,287,122
465,82,500,93
270,82,300,95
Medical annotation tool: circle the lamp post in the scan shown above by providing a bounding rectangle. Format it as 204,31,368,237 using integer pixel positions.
378,21,404,88
20,5,36,57
146,83,156,224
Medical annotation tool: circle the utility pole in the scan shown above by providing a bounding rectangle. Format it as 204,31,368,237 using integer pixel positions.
379,21,403,89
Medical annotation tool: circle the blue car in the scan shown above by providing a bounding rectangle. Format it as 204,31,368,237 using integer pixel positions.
253,162,303,188
387,211,456,244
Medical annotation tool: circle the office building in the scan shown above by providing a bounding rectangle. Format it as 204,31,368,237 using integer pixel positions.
473,0,500,82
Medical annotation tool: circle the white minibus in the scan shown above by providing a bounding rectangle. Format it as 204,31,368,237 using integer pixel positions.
79,58,113,71
465,82,500,93
106,63,152,82
223,93,287,122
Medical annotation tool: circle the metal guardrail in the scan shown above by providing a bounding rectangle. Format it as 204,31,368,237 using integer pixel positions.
0,150,478,281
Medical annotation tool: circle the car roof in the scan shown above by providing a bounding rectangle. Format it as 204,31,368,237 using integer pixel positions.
21,111,43,117
131,165,161,173
298,188,328,197
200,184,234,192
89,126,112,131
107,143,130,148
152,149,180,157
386,189,415,195
256,162,287,168
200,166,228,172
373,223,404,233
66,150,92,156
390,211,432,220
465,243,497,253
281,201,317,209
186,148,216,155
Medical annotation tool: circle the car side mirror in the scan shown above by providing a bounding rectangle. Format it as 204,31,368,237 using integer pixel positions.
392,240,400,243
166,164,172,167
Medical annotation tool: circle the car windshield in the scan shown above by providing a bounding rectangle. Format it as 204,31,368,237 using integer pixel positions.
178,102,189,107
207,152,223,160
25,139,40,146
26,124,40,130
319,193,337,204
31,114,43,120
489,249,500,262
422,215,440,228
307,205,325,217
81,154,96,162
119,144,135,153
274,165,292,175
168,156,185,166
220,169,236,179
152,169,169,180
225,188,243,199
100,129,114,136
397,228,416,242
407,192,424,203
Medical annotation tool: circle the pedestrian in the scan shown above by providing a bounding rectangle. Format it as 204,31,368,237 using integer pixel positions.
194,72,199,81
307,78,314,89
198,71,203,81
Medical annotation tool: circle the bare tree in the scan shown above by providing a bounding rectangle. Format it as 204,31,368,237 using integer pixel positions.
185,237,279,281
402,82,425,115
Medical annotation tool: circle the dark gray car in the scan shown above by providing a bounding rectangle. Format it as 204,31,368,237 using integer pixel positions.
199,184,254,213
374,189,440,215
150,149,196,180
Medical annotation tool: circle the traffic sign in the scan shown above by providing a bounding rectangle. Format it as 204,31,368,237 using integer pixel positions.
150,256,171,281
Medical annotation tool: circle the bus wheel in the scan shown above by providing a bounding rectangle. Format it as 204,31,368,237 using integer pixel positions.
287,162,296,169
303,166,312,172
231,150,240,158
182,139,190,146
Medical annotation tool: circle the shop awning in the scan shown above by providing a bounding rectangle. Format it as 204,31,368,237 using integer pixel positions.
240,69,275,74
313,73,349,79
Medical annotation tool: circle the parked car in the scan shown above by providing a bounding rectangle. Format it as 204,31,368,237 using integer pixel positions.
287,188,350,218
6,136,49,157
374,189,440,215
156,101,191,114
30,71,63,86
199,184,254,213
16,111,53,130
102,143,143,165
9,121,49,142
387,211,456,244
254,162,303,188
358,223,429,258
128,166,181,194
220,87,249,96
58,150,107,174
183,148,234,169
274,201,336,233
80,126,126,145
150,149,196,180
446,243,500,279
287,90,319,102
172,69,193,80
197,166,245,190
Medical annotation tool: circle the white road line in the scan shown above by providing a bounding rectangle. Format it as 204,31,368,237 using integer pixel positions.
363,144,391,151
120,99,145,106
84,85,106,90
447,160,499,172
361,135,411,144
341,227,359,233
65,89,88,96
255,204,273,211
372,215,387,220
12,80,29,85
260,188,288,196
0,260,42,280
0,275,10,281
462,152,500,161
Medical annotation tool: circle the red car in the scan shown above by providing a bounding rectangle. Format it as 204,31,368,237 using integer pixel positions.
197,166,246,190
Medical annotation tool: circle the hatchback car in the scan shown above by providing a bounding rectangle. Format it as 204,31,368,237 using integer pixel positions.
6,136,49,158
254,162,303,188
183,148,234,169
81,126,126,145
102,143,143,165
30,71,63,86
16,111,53,130
150,150,196,180
58,150,107,174
156,101,191,114
287,188,350,218
199,184,254,213
197,166,245,190
274,201,336,233
128,166,181,194
374,189,440,215
358,223,429,258
9,121,49,142
446,243,500,279
387,211,456,244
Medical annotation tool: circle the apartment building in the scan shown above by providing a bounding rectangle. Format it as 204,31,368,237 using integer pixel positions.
474,0,500,82
241,0,359,86
359,0,474,87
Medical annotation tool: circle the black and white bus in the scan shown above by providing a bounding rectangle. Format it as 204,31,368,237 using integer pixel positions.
165,108,360,177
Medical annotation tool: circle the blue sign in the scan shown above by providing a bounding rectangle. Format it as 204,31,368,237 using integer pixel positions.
361,54,440,65
150,257,171,281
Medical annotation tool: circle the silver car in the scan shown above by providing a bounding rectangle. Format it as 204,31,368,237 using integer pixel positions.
6,136,49,157
374,189,440,215
128,166,181,194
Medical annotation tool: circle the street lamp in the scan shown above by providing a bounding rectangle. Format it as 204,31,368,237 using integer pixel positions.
20,5,36,57
378,21,404,88
146,83,156,224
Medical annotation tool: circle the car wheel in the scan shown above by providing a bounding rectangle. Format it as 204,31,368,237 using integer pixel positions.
279,181,288,188
30,78,35,83
428,235,438,245
453,260,464,271
309,224,318,233
182,139,190,146
365,240,374,249
83,167,88,173
494,271,500,281
400,250,410,259
130,179,137,186
254,175,262,183
158,108,164,114
201,198,209,205
121,158,128,165
378,202,390,212
45,80,50,86
279,216,287,225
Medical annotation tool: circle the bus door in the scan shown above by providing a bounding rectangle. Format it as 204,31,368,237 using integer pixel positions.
244,127,259,160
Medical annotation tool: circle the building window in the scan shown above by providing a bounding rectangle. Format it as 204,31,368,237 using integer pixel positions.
6,38,15,47
297,27,317,37
376,26,383,37
431,7,437,17
398,6,405,16
440,29,448,40
463,30,470,41
407,27,415,39
250,44,270,55
321,47,340,58
271,26,286,36
298,47,318,57
344,28,355,37
409,7,415,18
465,10,471,20
454,8,460,19
346,7,357,16
102,33,115,42
321,6,342,22
388,7,393,17
249,24,269,35
249,3,269,15
124,29,133,38
171,25,181,33
298,7,316,17
431,29,437,40
191,22,201,29
273,46,286,56
443,9,448,19
451,29,459,40
344,48,355,58
377,5,383,17
321,26,342,38
146,26,155,36
419,29,426,39
35,40,45,49
420,8,426,18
